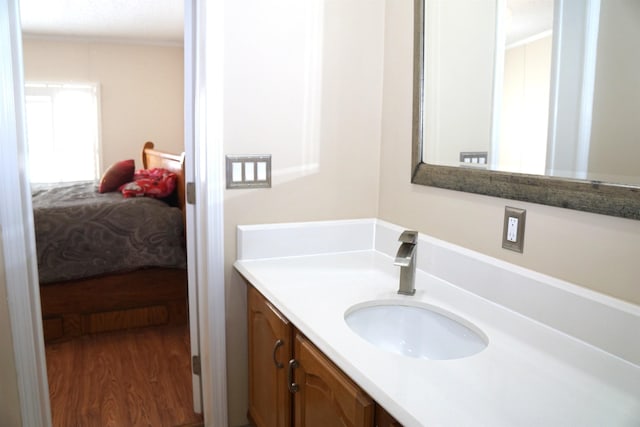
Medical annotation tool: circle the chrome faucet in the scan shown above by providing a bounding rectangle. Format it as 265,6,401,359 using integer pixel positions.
394,230,418,295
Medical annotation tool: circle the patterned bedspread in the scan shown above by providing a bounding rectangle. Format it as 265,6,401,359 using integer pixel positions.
32,181,187,284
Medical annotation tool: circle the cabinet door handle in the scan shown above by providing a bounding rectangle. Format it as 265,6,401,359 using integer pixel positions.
272,339,284,368
287,359,299,393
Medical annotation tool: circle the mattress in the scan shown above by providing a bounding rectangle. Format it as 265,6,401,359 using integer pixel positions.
32,181,187,284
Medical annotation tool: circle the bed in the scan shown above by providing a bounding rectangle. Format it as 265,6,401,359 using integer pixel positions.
36,142,189,343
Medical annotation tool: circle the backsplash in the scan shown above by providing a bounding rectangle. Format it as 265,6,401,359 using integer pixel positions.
238,218,640,366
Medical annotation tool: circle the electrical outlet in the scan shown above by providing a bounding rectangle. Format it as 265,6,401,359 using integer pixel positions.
502,207,526,253
507,217,518,242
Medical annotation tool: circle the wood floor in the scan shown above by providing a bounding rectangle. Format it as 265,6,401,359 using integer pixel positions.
45,325,203,427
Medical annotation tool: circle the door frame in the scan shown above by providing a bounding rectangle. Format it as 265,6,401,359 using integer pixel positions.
0,0,228,425
0,1,50,424
185,0,229,424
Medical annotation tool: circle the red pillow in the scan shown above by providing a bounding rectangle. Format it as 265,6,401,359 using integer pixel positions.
121,168,177,199
98,159,135,193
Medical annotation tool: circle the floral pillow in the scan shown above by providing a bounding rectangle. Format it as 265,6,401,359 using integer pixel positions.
98,159,135,193
121,168,177,199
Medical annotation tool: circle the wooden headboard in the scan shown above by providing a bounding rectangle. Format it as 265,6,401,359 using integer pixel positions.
141,141,186,218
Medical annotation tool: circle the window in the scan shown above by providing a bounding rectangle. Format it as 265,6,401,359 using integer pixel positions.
25,82,101,183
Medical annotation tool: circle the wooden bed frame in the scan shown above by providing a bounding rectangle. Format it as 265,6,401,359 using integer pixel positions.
40,142,188,343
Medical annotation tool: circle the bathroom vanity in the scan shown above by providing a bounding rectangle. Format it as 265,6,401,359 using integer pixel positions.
235,219,640,426
246,284,399,427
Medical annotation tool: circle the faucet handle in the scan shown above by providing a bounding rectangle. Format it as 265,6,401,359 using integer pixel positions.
398,230,418,244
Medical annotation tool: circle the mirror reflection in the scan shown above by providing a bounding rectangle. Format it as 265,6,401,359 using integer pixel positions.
422,0,640,186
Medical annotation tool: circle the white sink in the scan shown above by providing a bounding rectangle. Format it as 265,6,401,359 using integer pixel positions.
345,302,487,360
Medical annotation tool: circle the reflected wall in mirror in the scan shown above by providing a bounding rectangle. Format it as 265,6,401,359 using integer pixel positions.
412,0,640,219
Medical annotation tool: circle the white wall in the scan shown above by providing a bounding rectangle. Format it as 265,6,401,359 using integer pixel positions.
22,38,184,171
223,0,385,424
379,1,640,307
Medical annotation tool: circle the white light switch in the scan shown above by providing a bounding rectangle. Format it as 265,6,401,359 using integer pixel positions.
245,162,255,181
232,162,243,182
257,162,267,181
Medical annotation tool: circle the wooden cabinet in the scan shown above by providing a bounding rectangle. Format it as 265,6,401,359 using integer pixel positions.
247,285,293,427
375,406,403,427
293,331,374,427
247,285,401,427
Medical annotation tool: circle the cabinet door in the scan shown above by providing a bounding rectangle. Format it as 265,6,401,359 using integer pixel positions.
375,406,403,427
293,332,374,427
248,285,293,427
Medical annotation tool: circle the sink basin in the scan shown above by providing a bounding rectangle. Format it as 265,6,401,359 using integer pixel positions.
345,302,487,360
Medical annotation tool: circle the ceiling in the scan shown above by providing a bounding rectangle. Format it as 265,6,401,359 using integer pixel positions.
19,0,552,48
19,0,184,44
506,0,555,46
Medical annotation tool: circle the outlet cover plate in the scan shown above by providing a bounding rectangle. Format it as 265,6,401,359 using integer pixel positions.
502,206,526,253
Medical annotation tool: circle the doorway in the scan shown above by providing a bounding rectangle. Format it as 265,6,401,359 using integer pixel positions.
15,1,201,424
20,1,201,425
0,0,235,425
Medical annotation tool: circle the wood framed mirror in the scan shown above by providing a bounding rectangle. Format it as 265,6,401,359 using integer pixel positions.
411,0,640,220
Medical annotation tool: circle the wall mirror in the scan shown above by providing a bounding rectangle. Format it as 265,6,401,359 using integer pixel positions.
411,0,640,219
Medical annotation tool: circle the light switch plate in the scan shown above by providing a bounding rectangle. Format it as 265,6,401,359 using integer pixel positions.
459,151,488,166
502,206,526,253
225,155,272,189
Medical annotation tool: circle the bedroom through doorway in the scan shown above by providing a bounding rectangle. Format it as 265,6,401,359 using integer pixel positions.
19,0,203,425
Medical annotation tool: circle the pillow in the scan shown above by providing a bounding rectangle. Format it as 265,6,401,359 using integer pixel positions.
98,159,135,193
121,168,177,199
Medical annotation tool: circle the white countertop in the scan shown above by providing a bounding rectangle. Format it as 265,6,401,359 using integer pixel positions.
234,219,640,426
